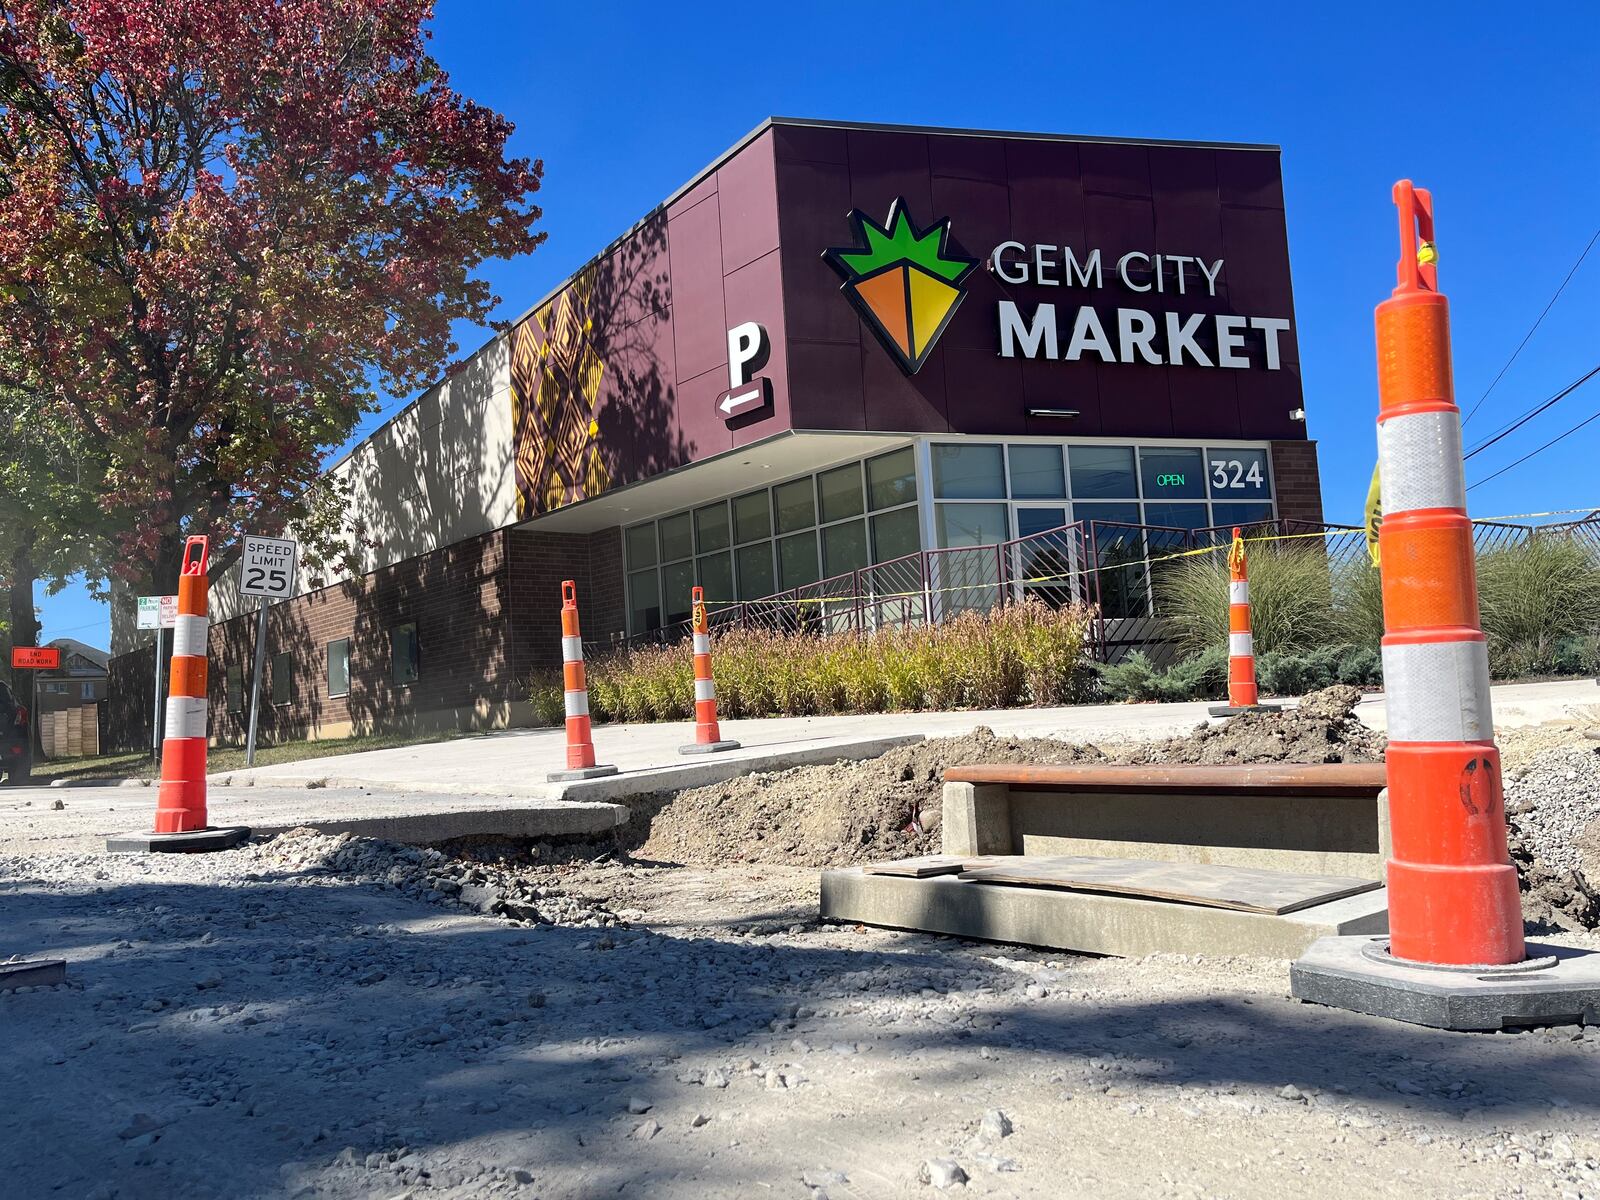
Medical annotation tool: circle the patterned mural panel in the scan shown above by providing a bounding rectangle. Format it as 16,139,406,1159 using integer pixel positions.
509,269,614,519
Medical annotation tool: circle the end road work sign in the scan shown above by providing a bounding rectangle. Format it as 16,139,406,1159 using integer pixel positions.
240,534,299,601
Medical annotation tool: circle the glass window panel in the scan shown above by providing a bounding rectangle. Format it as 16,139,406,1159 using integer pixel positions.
1069,445,1137,498
870,506,921,563
658,512,693,562
1008,445,1067,499
326,638,350,698
1073,501,1142,529
662,560,695,626
736,543,775,600
821,519,868,577
1015,507,1069,538
1205,448,1272,499
866,447,917,510
1212,501,1276,530
774,477,816,533
778,531,820,589
696,552,734,606
932,443,1005,499
732,490,771,544
817,463,865,524
628,569,661,632
226,665,243,712
390,623,419,685
694,502,730,553
624,523,657,568
1139,448,1206,500
935,502,1009,547
271,652,292,706
1143,502,1211,531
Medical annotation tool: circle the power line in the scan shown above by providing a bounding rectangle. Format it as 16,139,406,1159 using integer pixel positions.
1462,364,1600,460
1467,404,1600,491
1461,227,1600,428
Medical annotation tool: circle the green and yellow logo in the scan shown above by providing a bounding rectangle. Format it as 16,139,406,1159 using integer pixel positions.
824,198,977,375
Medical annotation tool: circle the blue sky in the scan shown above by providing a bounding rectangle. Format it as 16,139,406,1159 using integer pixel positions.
35,0,1600,648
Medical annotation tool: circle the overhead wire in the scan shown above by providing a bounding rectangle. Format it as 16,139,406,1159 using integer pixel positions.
1467,404,1600,492
1461,227,1600,428
1461,364,1600,460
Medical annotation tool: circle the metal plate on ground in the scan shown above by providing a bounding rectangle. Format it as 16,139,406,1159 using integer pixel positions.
957,855,1380,915
863,855,1002,878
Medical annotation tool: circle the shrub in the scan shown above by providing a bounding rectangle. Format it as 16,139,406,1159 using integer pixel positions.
528,598,1094,723
1476,536,1600,678
1156,544,1340,657
1094,646,1227,703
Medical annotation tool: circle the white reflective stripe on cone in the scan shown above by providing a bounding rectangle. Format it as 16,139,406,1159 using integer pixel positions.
564,689,589,718
561,636,583,663
1381,639,1494,742
1229,581,1249,604
171,613,209,657
164,695,208,740
694,678,716,702
1229,632,1254,657
1378,410,1467,514
692,633,710,655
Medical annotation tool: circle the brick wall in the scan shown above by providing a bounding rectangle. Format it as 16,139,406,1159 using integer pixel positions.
504,526,627,688
1270,440,1325,526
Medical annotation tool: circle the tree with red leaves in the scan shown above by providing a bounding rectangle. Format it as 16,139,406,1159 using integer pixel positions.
0,0,544,622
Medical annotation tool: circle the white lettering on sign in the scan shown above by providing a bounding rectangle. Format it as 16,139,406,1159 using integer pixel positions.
726,322,769,389
240,534,299,600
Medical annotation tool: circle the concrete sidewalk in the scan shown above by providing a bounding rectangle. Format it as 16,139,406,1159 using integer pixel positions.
211,677,1598,798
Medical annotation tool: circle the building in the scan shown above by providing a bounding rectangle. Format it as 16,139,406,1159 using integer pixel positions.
107,117,1319,746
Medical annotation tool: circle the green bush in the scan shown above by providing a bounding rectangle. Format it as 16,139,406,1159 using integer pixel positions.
529,599,1095,723
1255,642,1382,696
1094,646,1227,703
1476,536,1600,678
1155,545,1342,657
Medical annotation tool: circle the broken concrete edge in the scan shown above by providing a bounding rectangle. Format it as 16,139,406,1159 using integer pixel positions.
546,765,621,782
47,777,152,789
1207,704,1285,717
678,740,742,756
105,826,252,854
246,801,628,845
1290,934,1600,1031
818,867,1388,960
0,958,67,989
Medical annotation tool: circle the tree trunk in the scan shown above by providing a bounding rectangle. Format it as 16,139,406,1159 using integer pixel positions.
6,533,42,758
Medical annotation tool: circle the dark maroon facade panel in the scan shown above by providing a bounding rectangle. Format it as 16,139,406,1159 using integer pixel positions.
509,120,1307,519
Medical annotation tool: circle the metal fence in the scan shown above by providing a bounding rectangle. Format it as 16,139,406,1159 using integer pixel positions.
589,512,1600,662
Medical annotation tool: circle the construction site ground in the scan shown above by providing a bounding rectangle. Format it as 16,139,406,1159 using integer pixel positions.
3,691,1600,1198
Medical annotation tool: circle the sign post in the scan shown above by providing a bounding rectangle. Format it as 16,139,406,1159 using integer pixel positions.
137,596,177,764
238,535,298,767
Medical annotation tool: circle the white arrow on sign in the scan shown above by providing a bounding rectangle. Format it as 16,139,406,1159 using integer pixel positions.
713,376,771,422
719,387,763,416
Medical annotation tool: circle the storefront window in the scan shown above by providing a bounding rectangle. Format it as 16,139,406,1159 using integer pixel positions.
736,543,775,599
1069,445,1137,499
694,502,730,553
1008,445,1067,499
817,463,865,524
936,502,1008,547
933,444,1005,499
732,490,771,543
1212,501,1276,530
778,531,819,589
659,512,693,562
1139,448,1206,500
1143,502,1211,531
628,569,661,632
871,506,921,563
866,447,916,510
625,523,657,567
662,561,694,625
1205,448,1271,500
774,477,815,533
821,519,868,577
1074,501,1142,529
696,551,733,606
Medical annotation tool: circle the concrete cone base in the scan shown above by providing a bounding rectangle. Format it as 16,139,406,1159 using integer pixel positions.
678,740,741,755
546,764,620,782
106,826,251,854
1291,934,1600,1031
1208,703,1284,717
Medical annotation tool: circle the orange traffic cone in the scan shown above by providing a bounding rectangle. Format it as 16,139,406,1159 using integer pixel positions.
108,535,248,852
679,587,739,755
1208,529,1280,717
547,581,618,782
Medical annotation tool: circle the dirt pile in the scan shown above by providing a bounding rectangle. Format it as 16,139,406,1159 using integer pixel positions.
635,686,1385,869
1503,742,1600,931
1121,684,1386,766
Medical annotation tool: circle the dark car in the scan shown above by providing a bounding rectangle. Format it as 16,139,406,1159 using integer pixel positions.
0,679,32,784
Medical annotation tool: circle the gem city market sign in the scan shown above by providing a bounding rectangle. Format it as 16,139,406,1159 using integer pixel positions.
825,199,1292,376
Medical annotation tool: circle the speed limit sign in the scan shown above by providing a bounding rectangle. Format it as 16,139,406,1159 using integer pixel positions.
239,534,298,600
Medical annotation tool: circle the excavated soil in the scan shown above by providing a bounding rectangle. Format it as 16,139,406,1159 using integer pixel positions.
634,686,1385,870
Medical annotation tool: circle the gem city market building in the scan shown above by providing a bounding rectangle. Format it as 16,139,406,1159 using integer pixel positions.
106,118,1323,744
